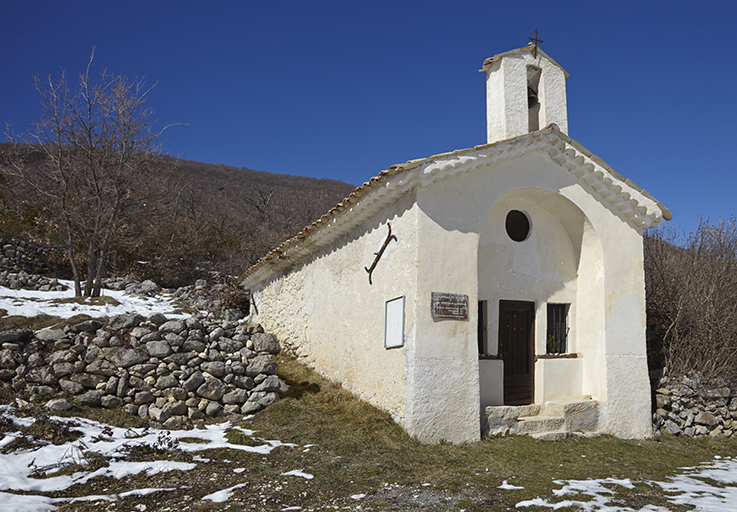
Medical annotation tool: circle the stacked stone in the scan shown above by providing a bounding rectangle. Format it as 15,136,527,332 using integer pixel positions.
0,239,52,275
653,376,737,437
102,276,163,298
172,278,245,321
0,270,66,291
0,313,281,428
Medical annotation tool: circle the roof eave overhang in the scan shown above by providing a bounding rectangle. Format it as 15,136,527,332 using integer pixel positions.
241,125,669,290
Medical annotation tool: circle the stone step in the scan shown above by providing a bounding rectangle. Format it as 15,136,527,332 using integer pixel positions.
529,431,568,441
483,400,601,437
484,404,541,435
516,415,565,434
542,400,600,432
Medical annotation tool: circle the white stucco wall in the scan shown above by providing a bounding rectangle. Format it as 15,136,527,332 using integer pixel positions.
415,149,650,437
253,191,420,426
250,139,655,442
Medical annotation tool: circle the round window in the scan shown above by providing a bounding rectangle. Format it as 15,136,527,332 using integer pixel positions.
505,210,531,242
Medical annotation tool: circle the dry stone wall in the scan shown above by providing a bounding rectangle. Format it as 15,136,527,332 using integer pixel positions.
653,375,737,438
0,239,53,276
0,313,281,427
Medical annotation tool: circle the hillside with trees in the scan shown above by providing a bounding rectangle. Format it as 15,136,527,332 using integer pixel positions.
0,145,355,288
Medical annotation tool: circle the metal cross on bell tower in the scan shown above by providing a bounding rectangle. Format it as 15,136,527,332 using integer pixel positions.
529,29,543,58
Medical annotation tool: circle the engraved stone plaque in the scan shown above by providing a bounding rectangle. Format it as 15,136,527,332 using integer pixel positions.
431,292,469,320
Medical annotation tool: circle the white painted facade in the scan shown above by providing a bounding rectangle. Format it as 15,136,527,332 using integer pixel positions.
241,44,670,443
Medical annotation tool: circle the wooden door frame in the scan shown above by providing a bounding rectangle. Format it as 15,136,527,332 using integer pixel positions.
498,300,535,405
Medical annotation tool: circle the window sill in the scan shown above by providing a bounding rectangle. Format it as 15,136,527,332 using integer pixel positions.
536,353,580,360
478,354,502,360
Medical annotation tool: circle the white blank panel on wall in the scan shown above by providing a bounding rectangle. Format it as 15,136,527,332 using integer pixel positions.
385,296,405,349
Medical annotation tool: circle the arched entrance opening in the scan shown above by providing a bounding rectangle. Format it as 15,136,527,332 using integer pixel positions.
477,187,604,407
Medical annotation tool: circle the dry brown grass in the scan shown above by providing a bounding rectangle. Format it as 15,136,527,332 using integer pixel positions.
4,354,736,511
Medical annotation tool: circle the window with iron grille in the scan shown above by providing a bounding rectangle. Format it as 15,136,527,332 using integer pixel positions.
546,303,569,354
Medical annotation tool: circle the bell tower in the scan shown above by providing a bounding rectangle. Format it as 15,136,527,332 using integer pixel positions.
481,42,569,144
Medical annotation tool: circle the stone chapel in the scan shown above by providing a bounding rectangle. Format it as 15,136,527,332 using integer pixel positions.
240,43,671,443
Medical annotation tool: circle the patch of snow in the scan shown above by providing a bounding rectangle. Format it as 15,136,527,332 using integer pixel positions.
517,460,737,511
0,280,188,320
0,491,61,512
499,480,524,490
281,470,314,480
201,483,248,502
0,407,293,496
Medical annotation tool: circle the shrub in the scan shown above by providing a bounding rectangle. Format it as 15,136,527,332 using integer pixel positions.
645,218,737,385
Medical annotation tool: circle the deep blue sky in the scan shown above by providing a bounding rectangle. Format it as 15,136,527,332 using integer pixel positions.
2,1,735,234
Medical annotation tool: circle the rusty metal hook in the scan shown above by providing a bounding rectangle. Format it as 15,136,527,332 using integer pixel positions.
365,222,397,285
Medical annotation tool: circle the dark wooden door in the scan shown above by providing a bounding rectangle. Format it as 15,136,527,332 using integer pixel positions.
499,300,535,405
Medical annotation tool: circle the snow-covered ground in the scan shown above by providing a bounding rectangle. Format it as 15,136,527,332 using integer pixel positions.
0,405,299,511
0,280,189,321
2,282,737,511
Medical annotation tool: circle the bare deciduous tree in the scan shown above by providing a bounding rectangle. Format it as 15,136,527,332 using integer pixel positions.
645,218,737,385
4,49,160,296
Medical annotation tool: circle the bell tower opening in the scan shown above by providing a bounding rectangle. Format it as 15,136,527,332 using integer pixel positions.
527,66,541,132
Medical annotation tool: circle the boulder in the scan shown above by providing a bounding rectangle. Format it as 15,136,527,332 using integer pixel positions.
108,313,144,330
146,340,172,358
86,359,118,376
147,312,167,325
695,411,719,427
36,329,66,342
200,361,226,378
183,339,206,353
134,391,155,405
163,333,185,347
149,405,171,423
183,371,205,392
252,333,280,354
159,320,186,334
71,372,106,388
205,401,222,417
46,399,73,412
48,350,76,365
233,375,255,390
222,389,248,404
241,402,261,415
101,395,122,408
209,327,225,341
140,331,162,343
73,320,102,333
163,401,187,417
76,390,103,407
155,374,179,389
196,377,227,401
52,363,74,377
60,379,86,395
104,347,149,368
254,375,281,392
245,355,277,377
